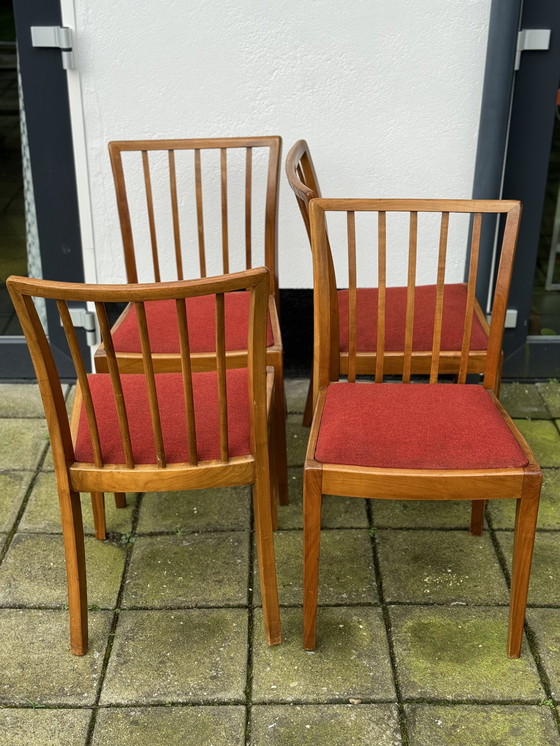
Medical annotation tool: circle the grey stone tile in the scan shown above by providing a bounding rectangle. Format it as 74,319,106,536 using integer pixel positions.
405,704,559,746
514,420,560,467
499,382,549,419
0,708,91,746
377,530,508,604
121,533,250,608
253,530,377,606
496,531,560,606
100,609,248,705
250,704,401,745
0,609,112,705
526,608,560,697
0,419,48,470
251,607,395,703
92,706,245,746
0,471,33,531
536,381,560,417
286,416,309,466
137,486,250,533
285,378,310,415
0,534,125,608
0,383,67,418
372,500,474,530
487,468,560,529
389,606,544,701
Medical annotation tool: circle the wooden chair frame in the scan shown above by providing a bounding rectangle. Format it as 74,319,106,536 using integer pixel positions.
8,268,281,655
303,198,541,658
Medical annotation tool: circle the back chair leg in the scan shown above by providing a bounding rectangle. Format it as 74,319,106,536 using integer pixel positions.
253,470,281,645
272,361,289,505
114,492,127,508
303,466,323,650
90,492,106,541
59,488,88,656
470,500,486,536
302,374,314,427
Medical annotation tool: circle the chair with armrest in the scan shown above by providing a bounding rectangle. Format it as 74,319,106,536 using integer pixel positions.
303,198,540,658
8,267,281,655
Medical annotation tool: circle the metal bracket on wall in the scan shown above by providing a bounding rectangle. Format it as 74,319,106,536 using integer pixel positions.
63,306,99,347
515,29,551,70
30,26,75,70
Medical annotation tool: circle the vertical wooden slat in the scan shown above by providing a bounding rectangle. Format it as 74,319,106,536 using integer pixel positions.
375,211,387,383
175,299,198,465
430,211,449,383
134,301,166,468
215,293,229,462
141,150,161,282
194,149,207,277
458,212,483,383
221,148,229,274
402,211,418,383
168,150,183,280
347,211,357,383
57,301,103,467
245,147,252,270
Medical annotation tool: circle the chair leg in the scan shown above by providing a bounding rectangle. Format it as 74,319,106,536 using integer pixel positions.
470,500,485,536
253,468,281,645
508,474,541,658
90,492,107,541
303,466,322,650
59,488,88,656
272,361,289,505
302,373,314,427
114,492,127,509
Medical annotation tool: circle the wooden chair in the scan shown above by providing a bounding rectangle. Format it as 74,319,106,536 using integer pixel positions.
7,268,281,655
303,198,541,658
94,137,288,534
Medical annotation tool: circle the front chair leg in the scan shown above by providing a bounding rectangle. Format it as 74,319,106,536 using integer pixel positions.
59,488,88,655
303,466,322,650
253,466,281,645
470,500,485,536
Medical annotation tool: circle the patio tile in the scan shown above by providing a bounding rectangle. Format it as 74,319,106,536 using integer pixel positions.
20,471,136,535
526,609,560,697
92,705,246,746
0,471,33,531
389,606,544,701
249,704,401,745
286,416,309,466
495,531,560,606
536,381,560,417
121,533,249,607
41,445,54,471
0,383,67,418
0,609,111,705
251,607,395,703
136,486,250,533
513,419,560,467
377,530,508,604
0,533,125,608
253,530,377,606
487,468,560,529
499,382,549,419
0,534,5,552
404,704,559,746
371,499,473,529
285,378,310,414
0,708,91,745
100,609,248,705
0,419,48,471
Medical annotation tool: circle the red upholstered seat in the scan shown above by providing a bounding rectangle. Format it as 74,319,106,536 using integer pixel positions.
315,383,528,470
337,284,488,352
111,292,274,354
74,369,250,464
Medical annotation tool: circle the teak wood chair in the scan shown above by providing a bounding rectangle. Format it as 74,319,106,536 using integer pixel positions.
93,137,288,533
303,198,541,658
8,268,281,655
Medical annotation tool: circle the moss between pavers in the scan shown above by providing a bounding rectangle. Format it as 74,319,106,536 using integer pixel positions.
389,606,544,701
372,499,476,530
527,608,560,698
253,529,378,607
499,382,549,419
286,416,310,466
251,607,395,703
121,533,250,608
496,531,560,606
0,708,91,746
0,471,33,532
536,381,560,418
0,609,112,705
92,706,246,746
405,704,559,746
249,704,401,745
487,468,560,529
377,530,508,604
514,420,560,467
0,419,48,471
100,609,248,705
0,533,125,608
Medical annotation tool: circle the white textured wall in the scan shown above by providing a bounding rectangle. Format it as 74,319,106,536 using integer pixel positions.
73,0,491,287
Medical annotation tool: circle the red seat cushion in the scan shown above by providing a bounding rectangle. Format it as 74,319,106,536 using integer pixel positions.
338,284,488,352
74,369,250,464
315,383,528,470
111,292,274,354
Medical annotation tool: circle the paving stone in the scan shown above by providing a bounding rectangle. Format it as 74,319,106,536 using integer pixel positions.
137,486,250,533
92,705,245,746
251,607,395,703
496,531,560,606
499,382,549,419
0,533,6,552
372,499,476,529
250,703,401,745
0,609,111,705
0,419,48,470
405,703,559,746
20,471,136,535
286,416,309,466
377,530,508,604
253,530,377,606
285,378,310,414
536,381,560,417
100,609,248,705
0,471,33,531
121,533,249,607
514,419,560,467
389,606,544,701
41,445,54,471
526,609,560,697
0,533,125,608
0,708,91,746
0,383,66,418
487,468,560,529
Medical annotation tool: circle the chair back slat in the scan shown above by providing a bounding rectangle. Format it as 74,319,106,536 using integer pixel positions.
458,212,483,383
402,211,418,383
221,148,230,274
194,149,207,278
141,151,161,283
168,150,184,281
347,211,357,383
175,299,198,465
429,212,449,383
245,147,253,270
215,292,229,462
376,211,387,383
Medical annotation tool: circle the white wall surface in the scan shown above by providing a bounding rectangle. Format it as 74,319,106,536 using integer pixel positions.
73,0,491,288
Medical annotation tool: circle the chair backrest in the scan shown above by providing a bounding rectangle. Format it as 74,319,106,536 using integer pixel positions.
7,268,270,478
285,139,322,241
309,198,522,395
109,137,281,300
